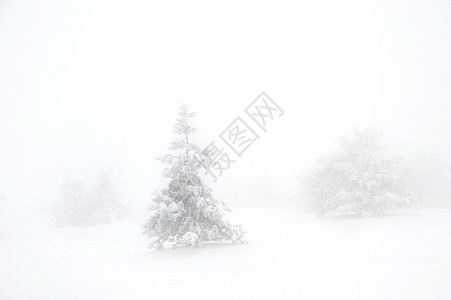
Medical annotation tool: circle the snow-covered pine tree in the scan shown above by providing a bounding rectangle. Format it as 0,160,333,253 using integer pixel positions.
143,104,246,250
54,172,125,227
90,169,126,224
309,128,413,217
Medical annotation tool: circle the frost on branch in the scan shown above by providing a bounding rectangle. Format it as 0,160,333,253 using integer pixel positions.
142,104,246,250
308,128,413,217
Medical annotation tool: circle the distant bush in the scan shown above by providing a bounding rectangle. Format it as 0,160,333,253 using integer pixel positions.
308,128,413,217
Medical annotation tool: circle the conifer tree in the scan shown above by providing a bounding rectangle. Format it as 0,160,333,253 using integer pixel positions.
143,104,246,249
90,169,126,224
54,171,125,227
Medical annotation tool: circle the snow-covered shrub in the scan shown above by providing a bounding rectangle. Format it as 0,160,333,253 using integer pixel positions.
308,128,413,217
54,171,126,227
143,104,246,250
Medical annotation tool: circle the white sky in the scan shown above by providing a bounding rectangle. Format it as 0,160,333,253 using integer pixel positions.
0,0,450,209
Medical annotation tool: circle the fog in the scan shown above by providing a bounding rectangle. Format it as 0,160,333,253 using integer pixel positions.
1,0,451,299
1,0,451,216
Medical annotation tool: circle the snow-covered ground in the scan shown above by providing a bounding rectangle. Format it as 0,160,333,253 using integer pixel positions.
1,208,451,300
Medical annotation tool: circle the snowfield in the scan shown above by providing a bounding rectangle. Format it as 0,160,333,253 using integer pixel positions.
1,208,451,300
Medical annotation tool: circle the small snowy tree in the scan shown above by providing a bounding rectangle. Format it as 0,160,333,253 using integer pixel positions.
143,104,246,250
54,172,126,226
90,170,126,224
309,128,413,217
